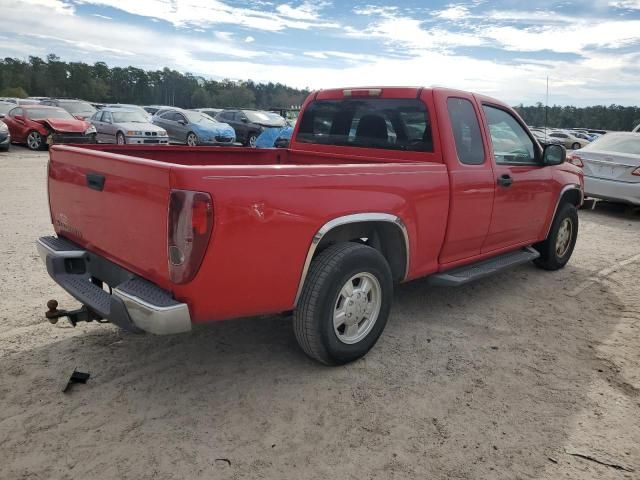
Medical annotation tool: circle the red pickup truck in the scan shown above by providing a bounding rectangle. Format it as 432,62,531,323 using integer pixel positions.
38,87,583,365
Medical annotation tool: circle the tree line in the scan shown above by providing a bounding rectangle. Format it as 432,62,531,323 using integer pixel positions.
0,55,309,109
1,55,639,130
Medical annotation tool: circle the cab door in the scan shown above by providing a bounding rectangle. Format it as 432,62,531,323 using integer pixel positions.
479,103,554,253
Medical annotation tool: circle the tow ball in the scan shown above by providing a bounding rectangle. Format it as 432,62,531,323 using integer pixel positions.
45,299,107,327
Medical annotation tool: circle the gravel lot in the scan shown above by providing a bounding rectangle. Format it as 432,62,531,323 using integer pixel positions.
0,146,639,480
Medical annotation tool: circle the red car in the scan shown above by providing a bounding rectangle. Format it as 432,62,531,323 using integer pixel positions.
2,105,96,150
38,86,583,365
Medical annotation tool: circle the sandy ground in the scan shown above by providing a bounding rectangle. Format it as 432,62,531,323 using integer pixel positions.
0,145,638,480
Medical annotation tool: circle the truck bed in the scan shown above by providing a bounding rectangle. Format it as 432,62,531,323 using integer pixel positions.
47,144,450,322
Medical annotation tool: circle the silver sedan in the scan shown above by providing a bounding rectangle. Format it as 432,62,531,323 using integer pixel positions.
569,132,640,205
90,108,169,145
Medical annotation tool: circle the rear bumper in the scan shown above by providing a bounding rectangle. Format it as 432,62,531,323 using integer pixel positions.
584,175,640,206
37,236,191,335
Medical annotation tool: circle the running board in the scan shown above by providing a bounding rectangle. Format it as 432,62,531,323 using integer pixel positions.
428,247,540,287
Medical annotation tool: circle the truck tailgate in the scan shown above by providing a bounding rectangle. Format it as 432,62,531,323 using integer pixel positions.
48,146,171,288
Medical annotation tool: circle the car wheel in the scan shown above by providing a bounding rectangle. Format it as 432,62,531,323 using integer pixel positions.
26,130,45,151
186,132,198,146
293,242,393,365
571,142,581,150
533,202,578,271
116,132,126,145
247,133,258,148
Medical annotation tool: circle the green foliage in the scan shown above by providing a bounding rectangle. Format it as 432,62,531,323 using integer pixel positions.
514,103,640,131
0,86,28,98
0,55,310,109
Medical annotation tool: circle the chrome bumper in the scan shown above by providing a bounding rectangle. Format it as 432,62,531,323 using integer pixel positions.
37,236,191,335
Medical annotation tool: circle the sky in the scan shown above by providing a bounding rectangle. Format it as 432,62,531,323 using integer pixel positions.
1,0,640,106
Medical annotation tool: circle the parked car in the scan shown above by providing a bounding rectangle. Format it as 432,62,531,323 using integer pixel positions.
216,109,286,146
104,104,151,120
0,97,40,105
143,105,173,116
37,86,582,366
568,132,640,205
152,108,235,146
548,131,589,150
2,105,96,150
532,130,564,147
39,98,96,120
191,108,222,118
0,120,10,151
89,108,169,145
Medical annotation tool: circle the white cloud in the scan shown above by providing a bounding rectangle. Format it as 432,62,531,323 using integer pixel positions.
433,5,470,20
245,35,255,43
609,0,640,8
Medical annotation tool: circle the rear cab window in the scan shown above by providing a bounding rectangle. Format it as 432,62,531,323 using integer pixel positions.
296,98,433,153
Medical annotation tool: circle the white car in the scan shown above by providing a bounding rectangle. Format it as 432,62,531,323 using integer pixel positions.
569,132,640,205
548,131,590,150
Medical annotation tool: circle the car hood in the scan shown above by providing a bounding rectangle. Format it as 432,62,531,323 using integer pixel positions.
34,118,89,133
113,122,167,133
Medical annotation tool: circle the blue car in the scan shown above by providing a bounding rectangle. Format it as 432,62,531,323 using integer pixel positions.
255,126,294,148
152,108,235,146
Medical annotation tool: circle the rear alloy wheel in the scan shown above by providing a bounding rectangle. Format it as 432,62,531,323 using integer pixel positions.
116,132,126,144
26,130,44,151
293,242,393,365
247,133,258,148
186,132,198,146
533,202,578,270
571,142,581,150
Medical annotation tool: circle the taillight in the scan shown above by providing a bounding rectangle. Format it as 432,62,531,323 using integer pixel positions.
167,190,213,284
632,167,640,176
567,154,583,167
343,88,382,97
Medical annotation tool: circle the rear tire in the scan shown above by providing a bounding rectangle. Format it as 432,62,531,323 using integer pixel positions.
571,142,581,150
247,133,258,148
293,242,393,365
533,202,578,270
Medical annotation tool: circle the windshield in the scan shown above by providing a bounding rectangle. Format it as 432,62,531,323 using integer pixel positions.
245,111,285,125
184,111,218,125
585,134,640,155
59,101,96,116
26,108,75,120
111,111,149,123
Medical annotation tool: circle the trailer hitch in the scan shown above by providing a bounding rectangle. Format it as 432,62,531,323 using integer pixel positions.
45,299,107,327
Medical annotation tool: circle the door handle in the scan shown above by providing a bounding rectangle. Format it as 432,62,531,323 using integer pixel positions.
497,174,513,187
86,173,105,191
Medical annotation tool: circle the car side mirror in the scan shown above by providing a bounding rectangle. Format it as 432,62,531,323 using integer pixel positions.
274,137,290,148
241,117,248,123
543,144,566,166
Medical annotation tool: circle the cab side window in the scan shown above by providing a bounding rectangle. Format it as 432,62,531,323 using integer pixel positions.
482,105,537,165
447,98,484,165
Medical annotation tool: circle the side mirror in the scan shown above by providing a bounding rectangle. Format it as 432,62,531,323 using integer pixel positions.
241,117,248,123
543,144,566,166
274,137,290,148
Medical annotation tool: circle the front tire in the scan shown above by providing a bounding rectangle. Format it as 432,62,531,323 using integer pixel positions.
293,242,393,365
116,132,126,144
26,130,45,151
533,202,578,270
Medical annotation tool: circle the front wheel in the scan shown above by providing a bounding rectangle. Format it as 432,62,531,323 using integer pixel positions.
26,130,45,151
116,132,126,144
186,132,198,146
293,242,393,365
533,202,578,270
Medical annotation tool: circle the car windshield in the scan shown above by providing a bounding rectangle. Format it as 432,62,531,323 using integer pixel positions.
111,111,149,123
60,101,96,115
27,108,75,120
585,134,640,155
184,111,218,125
245,111,285,125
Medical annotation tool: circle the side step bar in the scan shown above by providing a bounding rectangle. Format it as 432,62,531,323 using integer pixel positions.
428,247,540,287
